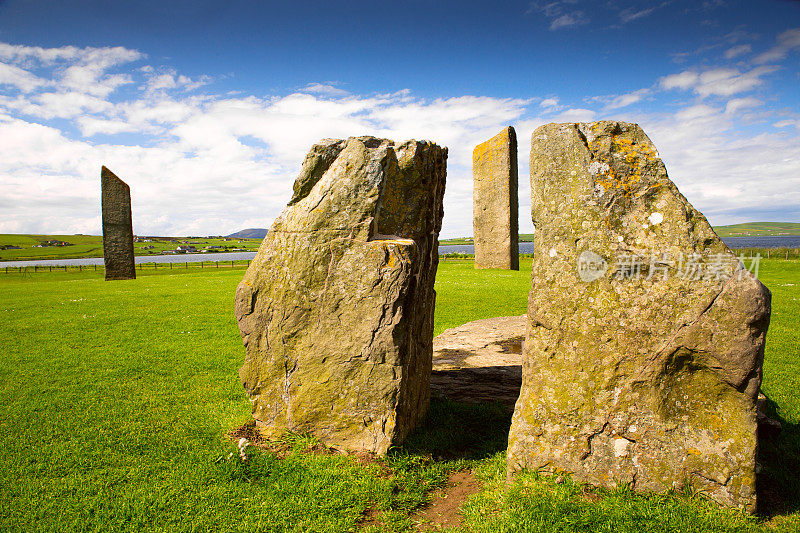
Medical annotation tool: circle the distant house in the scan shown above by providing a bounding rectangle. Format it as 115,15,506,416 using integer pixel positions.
176,245,197,253
41,240,72,247
0,245,22,250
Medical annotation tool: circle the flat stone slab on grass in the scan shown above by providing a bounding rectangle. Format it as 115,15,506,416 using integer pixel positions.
431,315,525,407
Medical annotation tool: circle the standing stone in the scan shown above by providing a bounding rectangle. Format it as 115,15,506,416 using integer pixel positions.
101,166,135,281
473,126,519,270
235,136,447,454
507,121,771,513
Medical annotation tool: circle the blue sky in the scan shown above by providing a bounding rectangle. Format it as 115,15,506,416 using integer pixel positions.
1,0,798,237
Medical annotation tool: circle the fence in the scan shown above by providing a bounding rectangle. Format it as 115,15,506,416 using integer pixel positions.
1,260,253,274
3,248,799,273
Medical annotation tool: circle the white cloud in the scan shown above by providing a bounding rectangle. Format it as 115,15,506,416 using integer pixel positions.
601,88,650,110
552,108,596,122
527,1,589,30
0,43,534,236
646,104,800,224
724,97,762,115
660,70,698,90
0,62,46,92
660,66,777,97
774,119,800,129
724,44,751,59
753,27,800,64
302,83,350,97
619,6,657,23
674,103,720,121
550,11,589,30
1,35,798,238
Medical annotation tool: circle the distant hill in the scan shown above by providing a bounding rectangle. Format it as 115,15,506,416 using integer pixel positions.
227,228,268,239
712,222,800,237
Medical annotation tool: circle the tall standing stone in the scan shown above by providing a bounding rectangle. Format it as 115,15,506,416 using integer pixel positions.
473,126,519,270
101,166,135,281
235,136,447,454
507,121,770,513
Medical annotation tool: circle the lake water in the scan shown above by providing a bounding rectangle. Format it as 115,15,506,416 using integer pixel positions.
439,235,800,255
0,251,258,268
2,236,798,267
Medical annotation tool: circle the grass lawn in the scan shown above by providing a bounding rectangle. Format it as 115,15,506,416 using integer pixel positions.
0,259,798,532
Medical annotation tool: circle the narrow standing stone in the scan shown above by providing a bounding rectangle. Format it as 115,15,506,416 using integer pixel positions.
235,137,447,454
473,126,519,270
101,166,135,280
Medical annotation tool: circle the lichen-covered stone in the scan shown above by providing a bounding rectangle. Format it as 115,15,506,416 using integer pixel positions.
507,121,771,513
473,127,519,270
235,136,447,454
101,166,135,281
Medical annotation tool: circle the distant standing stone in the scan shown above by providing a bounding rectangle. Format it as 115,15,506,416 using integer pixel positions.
101,166,135,281
235,136,447,454
507,121,771,513
473,126,519,270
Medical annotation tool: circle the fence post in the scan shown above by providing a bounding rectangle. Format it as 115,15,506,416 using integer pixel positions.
185,262,188,269
767,250,770,259
216,261,219,268
201,261,203,268
787,250,790,260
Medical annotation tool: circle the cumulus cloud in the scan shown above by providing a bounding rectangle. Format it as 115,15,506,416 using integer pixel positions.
1,34,798,237
0,42,535,236
0,62,46,92
660,66,777,97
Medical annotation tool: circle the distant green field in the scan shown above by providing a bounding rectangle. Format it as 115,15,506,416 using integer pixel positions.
0,234,263,261
1,260,798,531
712,222,800,237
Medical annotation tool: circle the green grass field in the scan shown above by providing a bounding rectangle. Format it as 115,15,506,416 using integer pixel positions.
0,234,262,261
1,259,798,531
713,222,800,237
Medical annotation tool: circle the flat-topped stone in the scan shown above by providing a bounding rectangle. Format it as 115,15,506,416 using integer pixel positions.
473,127,519,270
235,136,447,454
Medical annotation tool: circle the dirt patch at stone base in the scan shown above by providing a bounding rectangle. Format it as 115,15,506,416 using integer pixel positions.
413,470,481,530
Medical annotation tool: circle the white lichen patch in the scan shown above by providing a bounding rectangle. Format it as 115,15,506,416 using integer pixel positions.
549,248,558,258
614,437,631,457
588,161,610,176
648,212,664,225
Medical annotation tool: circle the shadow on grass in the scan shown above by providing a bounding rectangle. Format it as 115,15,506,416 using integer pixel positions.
757,394,800,518
399,396,513,460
